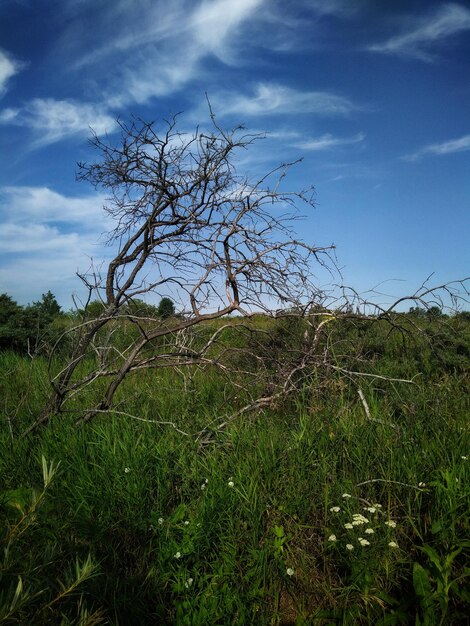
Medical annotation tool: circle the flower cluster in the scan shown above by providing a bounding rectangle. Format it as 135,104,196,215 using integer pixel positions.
326,497,400,553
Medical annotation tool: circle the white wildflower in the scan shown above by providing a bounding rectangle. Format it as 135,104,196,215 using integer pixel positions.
364,506,377,513
418,482,426,487
228,479,235,488
328,534,337,542
124,467,131,473
373,503,383,508
358,538,370,546
185,577,193,588
184,520,189,526
344,523,354,530
385,520,397,528
286,567,294,576
330,506,341,513
158,517,164,525
174,551,182,559
462,456,468,461
342,493,352,499
388,541,398,548
346,544,354,551
365,528,374,534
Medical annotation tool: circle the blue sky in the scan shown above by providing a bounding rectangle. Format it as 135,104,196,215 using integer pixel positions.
0,0,469,309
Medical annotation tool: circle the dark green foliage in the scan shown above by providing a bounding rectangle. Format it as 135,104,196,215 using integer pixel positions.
157,297,175,318
32,290,62,321
0,293,25,351
0,291,64,355
79,299,106,319
126,298,160,318
0,293,21,325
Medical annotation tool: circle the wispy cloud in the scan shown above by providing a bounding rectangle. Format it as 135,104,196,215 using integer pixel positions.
65,0,266,107
294,132,365,151
368,3,470,61
403,133,470,161
191,0,265,60
71,2,188,70
0,48,24,96
209,83,358,118
48,1,359,111
0,99,117,146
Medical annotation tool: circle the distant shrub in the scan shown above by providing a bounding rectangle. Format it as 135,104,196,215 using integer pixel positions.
157,297,175,318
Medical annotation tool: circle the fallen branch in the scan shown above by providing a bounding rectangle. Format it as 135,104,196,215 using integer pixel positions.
357,387,397,429
356,478,426,491
75,409,191,436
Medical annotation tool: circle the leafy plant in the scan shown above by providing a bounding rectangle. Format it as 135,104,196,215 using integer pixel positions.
0,456,102,624
412,542,470,625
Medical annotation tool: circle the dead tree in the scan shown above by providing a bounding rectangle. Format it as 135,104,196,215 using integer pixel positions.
23,114,338,434
22,114,469,438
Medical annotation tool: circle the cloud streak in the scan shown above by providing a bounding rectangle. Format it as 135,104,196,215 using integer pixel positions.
368,3,470,61
294,132,365,151
210,83,358,118
0,99,118,146
403,133,470,161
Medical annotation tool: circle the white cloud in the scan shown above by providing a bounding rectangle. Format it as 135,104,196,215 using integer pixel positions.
403,133,470,161
0,48,23,96
0,186,109,225
210,83,358,118
0,222,84,254
0,98,117,145
0,186,111,306
294,132,365,151
0,248,100,308
368,3,470,61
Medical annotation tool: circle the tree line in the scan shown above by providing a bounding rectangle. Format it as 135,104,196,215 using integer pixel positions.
0,292,175,354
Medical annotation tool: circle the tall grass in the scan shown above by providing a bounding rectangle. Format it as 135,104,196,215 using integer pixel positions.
0,316,469,624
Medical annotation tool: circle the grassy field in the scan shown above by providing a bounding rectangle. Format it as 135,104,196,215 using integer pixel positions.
1,314,469,624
